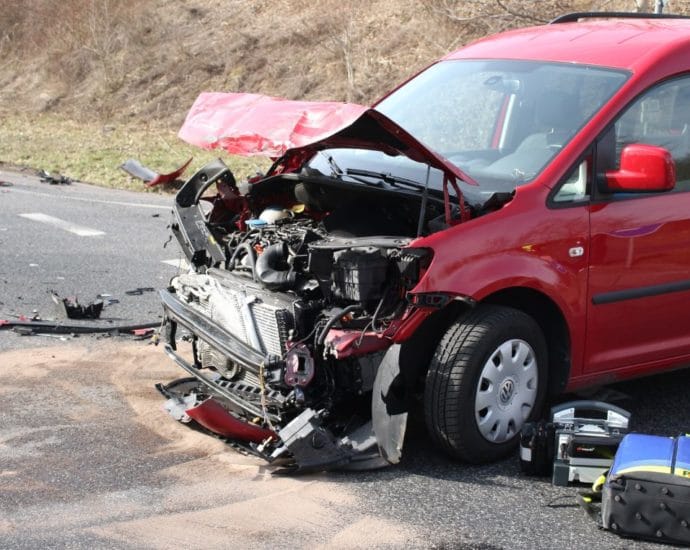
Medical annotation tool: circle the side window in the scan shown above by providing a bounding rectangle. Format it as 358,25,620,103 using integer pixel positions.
553,160,589,203
613,76,690,192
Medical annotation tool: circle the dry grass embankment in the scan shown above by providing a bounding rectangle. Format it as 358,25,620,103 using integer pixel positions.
0,113,264,190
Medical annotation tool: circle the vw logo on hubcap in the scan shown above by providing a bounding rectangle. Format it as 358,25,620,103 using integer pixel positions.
499,379,515,404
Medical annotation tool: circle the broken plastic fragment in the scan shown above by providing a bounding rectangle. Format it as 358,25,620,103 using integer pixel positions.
120,157,192,187
51,292,103,320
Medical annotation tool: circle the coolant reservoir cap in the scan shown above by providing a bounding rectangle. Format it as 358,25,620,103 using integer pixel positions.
259,207,293,224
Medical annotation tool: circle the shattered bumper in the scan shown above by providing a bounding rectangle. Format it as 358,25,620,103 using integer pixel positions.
159,288,407,474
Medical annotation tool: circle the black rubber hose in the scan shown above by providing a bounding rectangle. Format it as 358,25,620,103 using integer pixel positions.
228,242,257,281
255,242,297,290
315,304,361,347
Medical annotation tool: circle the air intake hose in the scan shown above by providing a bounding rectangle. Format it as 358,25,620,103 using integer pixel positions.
255,242,297,290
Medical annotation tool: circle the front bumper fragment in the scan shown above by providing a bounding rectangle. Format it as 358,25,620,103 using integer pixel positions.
162,344,281,423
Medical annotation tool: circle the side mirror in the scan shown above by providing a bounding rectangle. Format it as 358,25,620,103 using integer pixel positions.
604,144,675,193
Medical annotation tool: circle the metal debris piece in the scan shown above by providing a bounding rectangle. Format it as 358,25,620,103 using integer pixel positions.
0,318,160,336
120,157,192,187
51,292,104,320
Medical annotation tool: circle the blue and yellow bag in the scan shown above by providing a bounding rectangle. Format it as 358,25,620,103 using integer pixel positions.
601,434,690,544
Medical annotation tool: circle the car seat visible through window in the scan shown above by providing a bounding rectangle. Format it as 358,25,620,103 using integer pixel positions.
483,90,580,182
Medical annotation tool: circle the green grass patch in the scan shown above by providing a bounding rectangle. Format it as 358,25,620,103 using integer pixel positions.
0,113,269,192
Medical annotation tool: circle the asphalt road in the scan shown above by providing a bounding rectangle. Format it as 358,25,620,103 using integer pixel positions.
0,168,184,349
0,170,686,549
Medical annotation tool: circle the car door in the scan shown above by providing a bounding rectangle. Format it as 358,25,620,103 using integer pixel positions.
585,76,690,374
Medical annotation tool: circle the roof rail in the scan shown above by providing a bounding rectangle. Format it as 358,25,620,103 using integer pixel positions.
550,12,690,24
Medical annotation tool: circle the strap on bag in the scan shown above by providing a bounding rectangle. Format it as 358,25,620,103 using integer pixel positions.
576,473,607,528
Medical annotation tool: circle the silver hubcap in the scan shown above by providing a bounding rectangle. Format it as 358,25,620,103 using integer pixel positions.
474,339,538,443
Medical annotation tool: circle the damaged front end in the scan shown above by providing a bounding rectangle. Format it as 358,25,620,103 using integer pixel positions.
157,105,491,473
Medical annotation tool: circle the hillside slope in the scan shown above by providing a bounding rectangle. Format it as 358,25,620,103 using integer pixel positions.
3,0,677,126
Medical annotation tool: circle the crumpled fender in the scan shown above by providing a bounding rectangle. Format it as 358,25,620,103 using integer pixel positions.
371,344,409,464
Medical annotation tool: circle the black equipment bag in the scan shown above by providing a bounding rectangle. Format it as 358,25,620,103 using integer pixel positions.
600,434,690,545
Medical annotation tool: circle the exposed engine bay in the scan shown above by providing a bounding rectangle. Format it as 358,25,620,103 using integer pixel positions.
158,119,513,473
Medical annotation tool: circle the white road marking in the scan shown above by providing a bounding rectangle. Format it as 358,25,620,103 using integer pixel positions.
162,258,191,270
8,187,171,210
19,213,105,237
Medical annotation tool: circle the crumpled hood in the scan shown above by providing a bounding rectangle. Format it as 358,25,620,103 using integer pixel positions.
178,92,366,157
178,92,476,185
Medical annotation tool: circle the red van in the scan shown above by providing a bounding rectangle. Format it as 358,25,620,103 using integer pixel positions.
159,12,690,472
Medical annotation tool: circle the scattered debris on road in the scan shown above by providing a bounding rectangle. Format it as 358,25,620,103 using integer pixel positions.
131,327,156,339
96,293,120,306
125,287,155,296
0,180,13,187
120,157,192,187
51,291,104,320
38,169,72,185
0,318,160,336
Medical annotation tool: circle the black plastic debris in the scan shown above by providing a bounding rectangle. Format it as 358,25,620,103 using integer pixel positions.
125,287,155,296
96,293,120,307
51,291,103,319
38,170,72,185
0,181,13,187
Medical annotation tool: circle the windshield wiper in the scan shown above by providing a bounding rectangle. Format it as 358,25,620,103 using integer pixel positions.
314,153,387,188
344,168,427,191
318,151,344,178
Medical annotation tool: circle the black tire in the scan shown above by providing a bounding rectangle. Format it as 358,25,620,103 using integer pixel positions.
424,304,547,463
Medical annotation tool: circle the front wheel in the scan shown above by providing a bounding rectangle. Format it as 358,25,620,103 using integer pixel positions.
424,305,547,463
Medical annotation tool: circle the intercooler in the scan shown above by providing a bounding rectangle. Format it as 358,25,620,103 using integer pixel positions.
173,269,296,361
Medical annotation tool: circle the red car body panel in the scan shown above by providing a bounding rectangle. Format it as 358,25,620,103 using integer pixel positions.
413,19,690,391
410,182,590,385
445,20,690,73
179,92,367,157
186,398,276,443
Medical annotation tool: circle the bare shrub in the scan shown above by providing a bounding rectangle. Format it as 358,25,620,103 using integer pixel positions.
2,0,144,108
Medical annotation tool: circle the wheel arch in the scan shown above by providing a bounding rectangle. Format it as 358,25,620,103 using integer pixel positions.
482,286,570,397
399,286,570,398
397,300,470,389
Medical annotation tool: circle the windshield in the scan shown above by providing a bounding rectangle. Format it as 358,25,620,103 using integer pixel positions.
375,59,629,190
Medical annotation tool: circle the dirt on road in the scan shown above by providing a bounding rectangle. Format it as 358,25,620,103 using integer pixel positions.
0,341,420,549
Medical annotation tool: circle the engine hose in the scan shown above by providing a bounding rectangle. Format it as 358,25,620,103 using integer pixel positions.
228,242,257,281
315,304,361,347
255,242,296,290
